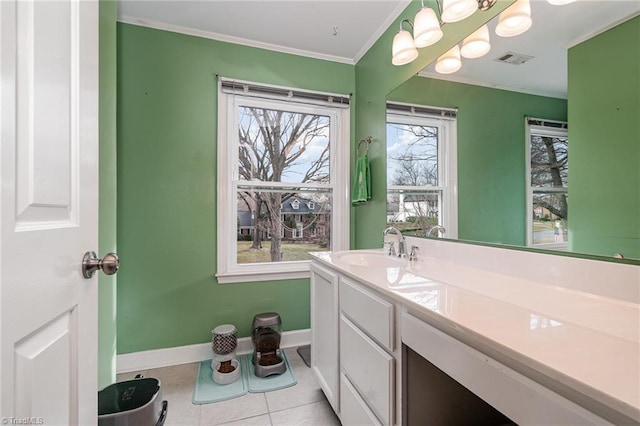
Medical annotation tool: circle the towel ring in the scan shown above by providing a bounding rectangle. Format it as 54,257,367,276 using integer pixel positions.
357,136,372,156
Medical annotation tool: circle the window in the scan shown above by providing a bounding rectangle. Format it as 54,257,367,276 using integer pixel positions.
526,118,568,250
217,78,349,283
386,102,458,238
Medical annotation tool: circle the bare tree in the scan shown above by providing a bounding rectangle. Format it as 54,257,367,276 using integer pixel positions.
387,124,439,233
531,135,568,219
237,192,264,249
238,107,329,261
388,124,438,186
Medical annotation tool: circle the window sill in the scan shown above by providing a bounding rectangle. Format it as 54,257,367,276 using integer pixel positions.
216,262,312,284
531,243,568,251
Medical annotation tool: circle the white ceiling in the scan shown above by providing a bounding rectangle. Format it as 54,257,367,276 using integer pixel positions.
419,1,640,99
117,0,639,97
117,0,410,64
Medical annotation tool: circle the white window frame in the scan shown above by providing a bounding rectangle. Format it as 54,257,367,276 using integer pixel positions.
386,106,458,238
525,119,568,251
216,80,350,283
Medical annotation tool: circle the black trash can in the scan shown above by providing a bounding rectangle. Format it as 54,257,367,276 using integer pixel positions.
98,375,168,426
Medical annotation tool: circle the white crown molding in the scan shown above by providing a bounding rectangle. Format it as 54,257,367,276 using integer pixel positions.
353,0,412,64
565,10,640,50
116,328,311,374
117,16,355,65
416,70,567,100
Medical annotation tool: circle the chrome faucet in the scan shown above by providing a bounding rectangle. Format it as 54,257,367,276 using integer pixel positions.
383,226,405,257
409,245,420,261
426,225,446,238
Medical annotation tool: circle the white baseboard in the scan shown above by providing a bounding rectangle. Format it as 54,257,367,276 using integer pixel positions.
116,328,311,374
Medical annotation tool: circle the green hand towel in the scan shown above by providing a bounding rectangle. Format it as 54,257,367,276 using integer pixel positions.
352,155,371,205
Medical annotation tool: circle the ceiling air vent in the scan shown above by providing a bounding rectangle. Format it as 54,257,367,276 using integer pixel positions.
494,51,534,65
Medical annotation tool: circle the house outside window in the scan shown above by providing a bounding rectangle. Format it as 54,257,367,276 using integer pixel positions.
386,102,458,238
526,118,568,250
217,78,349,283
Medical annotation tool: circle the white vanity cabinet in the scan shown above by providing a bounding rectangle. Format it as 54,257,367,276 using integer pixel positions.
310,262,340,412
311,259,399,426
310,247,640,426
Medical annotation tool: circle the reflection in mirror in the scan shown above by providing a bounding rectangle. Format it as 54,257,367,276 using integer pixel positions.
386,1,639,260
526,118,568,250
386,103,458,239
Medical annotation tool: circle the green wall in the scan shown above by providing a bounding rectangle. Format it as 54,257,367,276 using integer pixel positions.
98,0,117,388
352,0,514,249
115,1,638,357
116,24,355,353
388,78,567,245
116,1,515,354
568,16,640,258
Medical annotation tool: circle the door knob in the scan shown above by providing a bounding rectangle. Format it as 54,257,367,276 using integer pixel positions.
82,251,119,279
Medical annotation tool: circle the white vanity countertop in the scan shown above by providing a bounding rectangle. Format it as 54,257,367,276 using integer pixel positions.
310,249,640,423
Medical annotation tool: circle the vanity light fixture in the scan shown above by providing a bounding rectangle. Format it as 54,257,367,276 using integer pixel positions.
460,24,491,58
435,44,462,74
547,0,576,4
495,0,532,37
441,0,478,23
391,0,497,66
392,19,419,66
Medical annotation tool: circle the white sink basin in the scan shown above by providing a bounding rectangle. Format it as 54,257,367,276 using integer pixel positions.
335,250,405,267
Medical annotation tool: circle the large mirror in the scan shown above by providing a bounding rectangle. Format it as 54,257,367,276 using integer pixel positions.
386,1,640,260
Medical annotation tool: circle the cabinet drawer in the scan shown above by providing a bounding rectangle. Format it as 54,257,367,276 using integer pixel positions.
340,278,394,351
340,373,382,426
340,316,394,425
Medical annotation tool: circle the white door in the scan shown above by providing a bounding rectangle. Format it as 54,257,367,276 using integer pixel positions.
1,1,100,424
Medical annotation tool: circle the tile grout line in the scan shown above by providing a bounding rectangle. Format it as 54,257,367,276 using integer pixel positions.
267,399,329,415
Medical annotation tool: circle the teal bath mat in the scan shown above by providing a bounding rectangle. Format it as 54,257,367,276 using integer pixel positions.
242,351,297,393
193,352,297,404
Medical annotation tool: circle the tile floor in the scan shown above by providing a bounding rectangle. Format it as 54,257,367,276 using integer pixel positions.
116,347,341,426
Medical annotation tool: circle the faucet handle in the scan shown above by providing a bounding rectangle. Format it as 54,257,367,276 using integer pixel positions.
383,241,396,256
409,245,419,261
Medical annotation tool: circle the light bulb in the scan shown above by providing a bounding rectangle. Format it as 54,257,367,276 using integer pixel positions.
495,0,532,38
413,7,443,48
392,29,418,66
435,45,462,74
441,0,477,23
461,24,491,58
